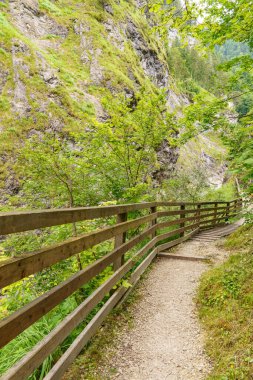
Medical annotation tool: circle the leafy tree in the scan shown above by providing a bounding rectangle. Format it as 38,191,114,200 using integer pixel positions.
87,90,178,201
161,161,210,202
189,0,253,195
216,40,251,61
166,39,225,96
17,132,104,208
10,89,178,207
152,0,253,195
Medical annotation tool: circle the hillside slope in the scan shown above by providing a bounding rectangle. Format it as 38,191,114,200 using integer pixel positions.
0,0,188,198
0,0,230,206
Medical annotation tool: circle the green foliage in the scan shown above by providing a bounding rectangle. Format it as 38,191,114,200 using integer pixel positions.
8,89,177,208
223,223,253,251
162,0,253,195
167,39,223,96
194,1,253,51
190,1,253,195
235,93,253,117
197,224,253,379
161,161,210,202
16,131,106,208
178,95,230,142
0,0,251,377
0,0,175,202
88,90,177,201
222,121,253,195
216,40,251,62
0,297,78,379
204,181,237,202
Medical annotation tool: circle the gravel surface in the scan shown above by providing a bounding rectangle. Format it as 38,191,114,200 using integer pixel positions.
106,239,228,380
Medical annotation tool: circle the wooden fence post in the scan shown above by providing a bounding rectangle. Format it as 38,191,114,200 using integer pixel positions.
225,201,230,222
197,204,201,227
150,206,157,238
113,213,127,271
213,203,218,226
234,199,238,214
180,204,185,237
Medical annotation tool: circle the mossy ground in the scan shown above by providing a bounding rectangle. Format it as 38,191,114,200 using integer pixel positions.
197,224,253,379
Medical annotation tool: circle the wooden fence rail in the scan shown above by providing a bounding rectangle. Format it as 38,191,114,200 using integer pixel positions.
0,198,242,380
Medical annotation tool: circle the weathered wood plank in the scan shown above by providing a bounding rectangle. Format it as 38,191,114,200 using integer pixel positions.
2,278,126,380
199,212,238,227
157,228,199,252
150,206,157,239
158,253,208,262
196,204,201,227
213,203,218,226
113,213,127,271
198,207,241,224
44,247,159,380
0,213,157,289
156,222,199,243
225,201,230,222
0,223,157,349
179,205,185,237
2,221,199,351
156,210,229,230
1,209,218,290
0,200,239,235
116,247,158,308
157,205,228,218
0,203,157,235
191,199,239,206
43,284,127,380
1,238,158,379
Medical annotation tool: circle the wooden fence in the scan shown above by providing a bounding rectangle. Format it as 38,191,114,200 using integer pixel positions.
0,199,242,380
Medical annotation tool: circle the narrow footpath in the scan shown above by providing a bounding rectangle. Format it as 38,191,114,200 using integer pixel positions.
65,232,235,380
105,238,229,380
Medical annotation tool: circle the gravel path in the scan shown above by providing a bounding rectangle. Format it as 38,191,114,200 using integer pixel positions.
107,239,228,380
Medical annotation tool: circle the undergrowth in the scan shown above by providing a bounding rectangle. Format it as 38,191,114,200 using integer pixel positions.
197,223,253,379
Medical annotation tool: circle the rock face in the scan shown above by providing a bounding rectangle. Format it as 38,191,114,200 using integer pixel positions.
178,133,228,189
9,0,68,40
200,151,228,188
126,20,169,89
0,0,194,200
74,21,104,85
0,70,8,95
103,19,125,51
11,39,31,116
153,140,180,184
36,53,60,88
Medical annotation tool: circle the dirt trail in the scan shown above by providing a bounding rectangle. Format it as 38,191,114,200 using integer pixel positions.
106,239,228,380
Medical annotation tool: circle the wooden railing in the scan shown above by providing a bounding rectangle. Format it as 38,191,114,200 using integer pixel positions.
0,199,242,380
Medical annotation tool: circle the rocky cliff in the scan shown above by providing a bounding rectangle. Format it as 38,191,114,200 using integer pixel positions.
178,132,228,188
0,0,189,197
0,0,228,203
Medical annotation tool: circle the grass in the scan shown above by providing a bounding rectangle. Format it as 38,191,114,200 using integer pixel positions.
197,223,253,379
0,296,79,379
